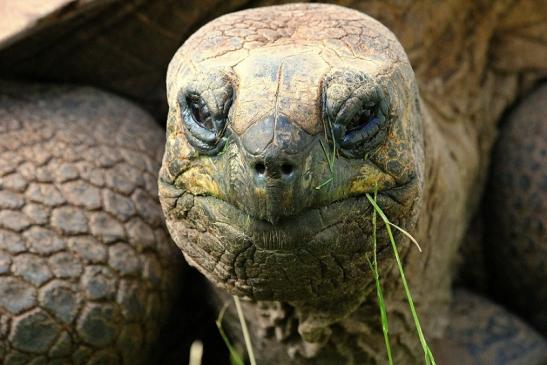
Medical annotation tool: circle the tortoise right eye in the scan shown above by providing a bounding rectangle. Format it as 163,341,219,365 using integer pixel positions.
335,98,390,158
178,92,228,155
322,70,392,159
187,95,214,130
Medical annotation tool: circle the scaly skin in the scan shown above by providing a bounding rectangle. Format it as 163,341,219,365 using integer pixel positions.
0,83,181,364
159,3,547,364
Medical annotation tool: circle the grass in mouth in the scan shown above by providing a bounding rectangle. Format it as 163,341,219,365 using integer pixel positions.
315,139,335,190
215,297,257,365
315,117,337,190
366,188,394,365
212,189,434,365
366,192,436,365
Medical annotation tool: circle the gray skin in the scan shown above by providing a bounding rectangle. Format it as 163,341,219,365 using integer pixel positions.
159,3,547,364
0,83,181,364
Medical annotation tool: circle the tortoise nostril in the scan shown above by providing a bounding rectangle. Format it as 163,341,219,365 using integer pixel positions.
281,163,294,176
253,160,295,179
254,162,266,175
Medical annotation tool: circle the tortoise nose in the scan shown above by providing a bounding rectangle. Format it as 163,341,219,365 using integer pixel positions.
252,158,297,182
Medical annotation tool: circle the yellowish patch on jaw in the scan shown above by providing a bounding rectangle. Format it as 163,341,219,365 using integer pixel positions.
181,165,222,197
349,168,395,195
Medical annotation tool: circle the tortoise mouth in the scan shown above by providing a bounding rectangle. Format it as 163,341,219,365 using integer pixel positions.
189,190,403,252
161,181,415,300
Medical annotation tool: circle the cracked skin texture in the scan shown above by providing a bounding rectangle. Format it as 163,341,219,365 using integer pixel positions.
162,3,424,324
160,3,547,364
0,83,181,364
159,3,427,363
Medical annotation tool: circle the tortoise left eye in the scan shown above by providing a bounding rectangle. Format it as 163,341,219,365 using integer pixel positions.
178,92,229,155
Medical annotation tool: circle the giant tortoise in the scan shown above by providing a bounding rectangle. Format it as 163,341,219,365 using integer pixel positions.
0,1,546,364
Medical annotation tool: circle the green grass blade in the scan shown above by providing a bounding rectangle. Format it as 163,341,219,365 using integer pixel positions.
366,256,394,365
317,140,335,190
234,296,257,365
315,177,334,190
327,118,336,169
366,193,436,365
215,303,245,365
387,221,422,252
319,139,333,172
368,189,394,365
317,119,338,190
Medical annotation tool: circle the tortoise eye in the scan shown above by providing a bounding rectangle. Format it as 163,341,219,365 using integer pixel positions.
187,95,214,130
178,92,229,155
345,104,375,133
330,97,390,159
323,70,392,159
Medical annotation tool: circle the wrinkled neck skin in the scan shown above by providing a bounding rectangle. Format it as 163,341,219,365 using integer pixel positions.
208,95,469,364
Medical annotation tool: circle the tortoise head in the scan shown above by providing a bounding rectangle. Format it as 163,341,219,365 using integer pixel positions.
160,4,424,311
